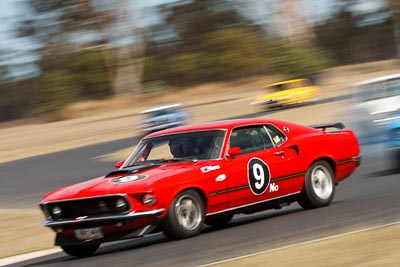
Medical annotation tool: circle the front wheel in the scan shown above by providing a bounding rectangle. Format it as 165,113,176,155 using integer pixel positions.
162,190,204,240
61,243,100,257
297,161,335,209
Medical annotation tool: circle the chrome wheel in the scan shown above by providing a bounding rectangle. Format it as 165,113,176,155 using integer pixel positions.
175,195,202,231
311,165,333,200
297,161,335,209
162,190,204,239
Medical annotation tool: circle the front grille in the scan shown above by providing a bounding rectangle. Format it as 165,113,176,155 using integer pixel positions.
41,195,131,221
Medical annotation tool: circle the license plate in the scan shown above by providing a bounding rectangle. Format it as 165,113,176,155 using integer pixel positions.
74,227,104,240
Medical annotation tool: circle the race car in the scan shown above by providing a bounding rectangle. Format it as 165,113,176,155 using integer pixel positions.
351,73,400,145
39,118,360,257
252,78,319,109
136,103,190,133
386,111,400,169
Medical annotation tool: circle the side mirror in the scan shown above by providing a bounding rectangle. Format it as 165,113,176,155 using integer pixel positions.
228,147,241,158
115,160,125,169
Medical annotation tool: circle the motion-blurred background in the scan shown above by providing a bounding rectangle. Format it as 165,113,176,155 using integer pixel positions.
1,0,400,261
0,0,399,122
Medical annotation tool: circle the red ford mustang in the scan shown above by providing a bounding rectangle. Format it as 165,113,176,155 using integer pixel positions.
40,118,361,257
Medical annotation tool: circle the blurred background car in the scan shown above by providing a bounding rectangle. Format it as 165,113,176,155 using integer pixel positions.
136,103,190,133
251,78,319,109
386,111,400,169
351,74,400,144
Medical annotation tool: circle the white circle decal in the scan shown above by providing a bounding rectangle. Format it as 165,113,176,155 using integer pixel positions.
248,158,270,195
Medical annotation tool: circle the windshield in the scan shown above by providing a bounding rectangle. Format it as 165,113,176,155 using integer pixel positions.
123,130,226,167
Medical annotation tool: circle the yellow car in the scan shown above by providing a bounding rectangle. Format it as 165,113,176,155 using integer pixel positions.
252,78,319,109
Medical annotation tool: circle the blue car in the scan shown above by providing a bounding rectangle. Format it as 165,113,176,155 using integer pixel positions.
386,111,400,169
137,103,190,133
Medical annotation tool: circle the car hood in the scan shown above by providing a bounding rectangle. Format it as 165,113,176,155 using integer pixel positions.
41,161,207,202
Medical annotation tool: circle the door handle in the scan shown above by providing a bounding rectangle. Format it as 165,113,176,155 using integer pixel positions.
274,151,285,156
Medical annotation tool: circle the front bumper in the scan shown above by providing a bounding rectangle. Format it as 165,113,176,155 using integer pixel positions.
43,209,165,246
42,209,164,227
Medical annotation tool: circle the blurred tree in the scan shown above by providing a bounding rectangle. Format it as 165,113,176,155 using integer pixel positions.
68,48,113,99
19,0,115,47
111,0,148,95
389,0,400,58
13,0,131,116
315,1,396,64
160,0,251,50
268,40,334,80
17,0,134,96
314,9,358,65
18,0,148,96
34,70,79,114
0,78,38,121
274,0,317,43
143,0,270,86
260,0,333,79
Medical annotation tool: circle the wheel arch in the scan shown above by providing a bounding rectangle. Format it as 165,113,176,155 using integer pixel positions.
309,156,336,177
161,186,207,239
170,186,208,210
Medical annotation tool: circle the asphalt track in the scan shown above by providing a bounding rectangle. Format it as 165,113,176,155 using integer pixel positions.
1,95,399,266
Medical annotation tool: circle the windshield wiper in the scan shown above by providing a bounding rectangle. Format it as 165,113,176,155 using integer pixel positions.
123,161,157,169
157,157,197,163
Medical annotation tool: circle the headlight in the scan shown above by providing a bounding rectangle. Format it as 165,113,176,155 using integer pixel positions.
115,198,129,211
51,206,62,219
142,193,156,206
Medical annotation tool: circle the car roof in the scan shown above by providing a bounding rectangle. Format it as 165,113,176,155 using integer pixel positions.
264,78,310,88
139,103,183,114
353,73,400,86
144,118,289,138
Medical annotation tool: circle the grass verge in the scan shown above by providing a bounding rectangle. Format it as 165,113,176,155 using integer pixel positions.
0,210,54,258
211,222,400,266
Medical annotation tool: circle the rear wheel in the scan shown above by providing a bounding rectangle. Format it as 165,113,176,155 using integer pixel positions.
162,190,204,239
61,244,100,257
297,161,335,209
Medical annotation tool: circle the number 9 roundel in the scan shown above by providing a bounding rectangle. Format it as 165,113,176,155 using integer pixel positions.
248,158,270,195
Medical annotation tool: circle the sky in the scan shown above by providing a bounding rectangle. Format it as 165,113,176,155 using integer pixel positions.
0,0,23,47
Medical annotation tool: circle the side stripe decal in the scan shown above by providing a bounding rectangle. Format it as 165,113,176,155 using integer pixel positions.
336,155,361,165
209,172,304,197
208,155,360,197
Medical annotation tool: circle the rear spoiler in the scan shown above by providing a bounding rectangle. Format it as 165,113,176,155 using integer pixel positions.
310,122,345,131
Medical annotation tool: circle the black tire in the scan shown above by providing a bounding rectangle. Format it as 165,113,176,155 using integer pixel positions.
162,190,204,240
297,161,335,209
205,214,233,228
61,244,100,257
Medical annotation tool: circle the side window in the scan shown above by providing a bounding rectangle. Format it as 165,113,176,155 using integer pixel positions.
258,126,274,149
264,125,286,147
230,127,259,154
230,126,273,154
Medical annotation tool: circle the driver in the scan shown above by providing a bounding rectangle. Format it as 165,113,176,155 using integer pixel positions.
169,138,196,158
